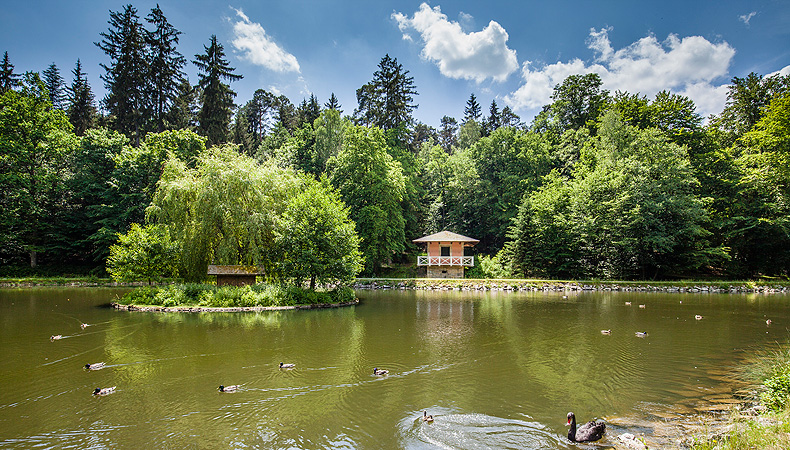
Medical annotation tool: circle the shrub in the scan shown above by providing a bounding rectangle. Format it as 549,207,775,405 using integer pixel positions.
761,369,790,411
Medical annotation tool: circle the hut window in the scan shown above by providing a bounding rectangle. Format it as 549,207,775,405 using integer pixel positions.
440,246,451,257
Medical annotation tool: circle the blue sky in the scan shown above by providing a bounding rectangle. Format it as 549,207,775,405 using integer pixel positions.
2,1,789,127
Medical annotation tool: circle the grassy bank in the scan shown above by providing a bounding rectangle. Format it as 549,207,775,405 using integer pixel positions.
115,283,356,308
690,344,790,449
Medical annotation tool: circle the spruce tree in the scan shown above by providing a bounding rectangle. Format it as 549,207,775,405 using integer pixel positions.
193,35,242,147
96,4,149,146
67,59,97,135
297,94,321,128
42,63,66,110
486,99,501,134
166,76,198,130
0,51,21,93
463,93,481,124
353,54,417,130
145,4,186,132
324,92,342,114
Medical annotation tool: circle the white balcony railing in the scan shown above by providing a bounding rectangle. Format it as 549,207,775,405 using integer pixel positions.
417,256,474,267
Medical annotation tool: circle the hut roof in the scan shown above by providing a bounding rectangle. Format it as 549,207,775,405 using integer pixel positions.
412,231,479,244
207,265,265,275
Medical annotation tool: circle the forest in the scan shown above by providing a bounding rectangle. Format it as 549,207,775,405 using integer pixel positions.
1,4,789,281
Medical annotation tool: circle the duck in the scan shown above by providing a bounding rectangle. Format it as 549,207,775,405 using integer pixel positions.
84,362,105,370
373,367,389,376
638,304,646,309
695,315,703,320
80,323,89,329
279,362,295,369
635,331,648,338
423,411,434,422
50,334,63,341
600,329,611,335
93,386,116,396
218,385,239,393
625,302,632,306
566,412,605,442
766,319,772,325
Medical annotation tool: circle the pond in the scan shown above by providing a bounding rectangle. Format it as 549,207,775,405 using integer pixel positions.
0,287,788,449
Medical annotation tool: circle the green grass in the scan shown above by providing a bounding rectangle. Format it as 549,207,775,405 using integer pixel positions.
116,283,356,308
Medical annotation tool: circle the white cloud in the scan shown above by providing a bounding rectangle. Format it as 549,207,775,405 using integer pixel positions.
769,64,790,77
739,11,757,26
230,8,300,73
393,3,518,83
505,28,735,117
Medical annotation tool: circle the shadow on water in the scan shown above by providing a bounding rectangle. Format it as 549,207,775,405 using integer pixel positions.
399,410,575,450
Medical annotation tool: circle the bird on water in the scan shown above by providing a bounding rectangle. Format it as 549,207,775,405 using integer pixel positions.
566,412,606,442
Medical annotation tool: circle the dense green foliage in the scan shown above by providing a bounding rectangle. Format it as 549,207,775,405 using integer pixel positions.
106,223,178,284
117,283,356,308
2,10,790,280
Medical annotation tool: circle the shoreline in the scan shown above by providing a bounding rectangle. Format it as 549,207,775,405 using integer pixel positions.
2,277,789,293
111,299,359,312
354,278,790,294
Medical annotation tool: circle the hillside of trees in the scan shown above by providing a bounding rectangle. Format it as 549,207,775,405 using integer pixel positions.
2,4,790,280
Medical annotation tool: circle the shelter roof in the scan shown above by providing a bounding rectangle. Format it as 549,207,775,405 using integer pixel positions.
207,265,265,275
412,231,479,244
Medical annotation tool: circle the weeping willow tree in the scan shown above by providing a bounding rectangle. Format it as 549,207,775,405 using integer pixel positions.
147,145,303,281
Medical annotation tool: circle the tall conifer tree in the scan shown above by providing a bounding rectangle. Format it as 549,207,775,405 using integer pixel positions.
0,51,20,93
96,4,148,146
463,93,481,124
145,4,185,132
193,35,242,147
42,63,66,110
354,54,417,130
67,59,96,135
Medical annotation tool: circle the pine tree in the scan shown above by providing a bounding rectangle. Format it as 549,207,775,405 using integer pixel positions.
500,106,520,128
463,93,481,124
275,95,297,131
42,63,66,109
96,4,149,146
353,54,417,130
0,51,21,93
67,59,96,135
145,4,186,132
324,92,342,114
193,35,243,147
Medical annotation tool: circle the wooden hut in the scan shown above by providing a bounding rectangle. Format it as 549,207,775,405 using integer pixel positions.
207,265,264,287
412,231,479,279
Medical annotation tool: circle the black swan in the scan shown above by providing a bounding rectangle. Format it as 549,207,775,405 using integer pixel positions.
566,412,605,442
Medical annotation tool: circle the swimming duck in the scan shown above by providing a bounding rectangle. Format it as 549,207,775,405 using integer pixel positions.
84,362,105,370
423,411,434,422
625,302,632,306
695,315,703,320
566,412,606,442
601,329,611,335
218,385,239,393
638,304,646,309
80,323,89,329
635,331,648,337
93,386,116,396
50,334,63,341
766,319,772,325
373,367,389,376
279,362,295,369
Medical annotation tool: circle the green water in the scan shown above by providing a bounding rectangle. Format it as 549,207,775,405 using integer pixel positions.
0,288,788,449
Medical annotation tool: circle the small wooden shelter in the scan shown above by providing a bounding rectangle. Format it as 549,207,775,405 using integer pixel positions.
207,265,264,287
412,231,479,279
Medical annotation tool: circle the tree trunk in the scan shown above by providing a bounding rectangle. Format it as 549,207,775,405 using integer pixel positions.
310,275,316,291
29,250,37,268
